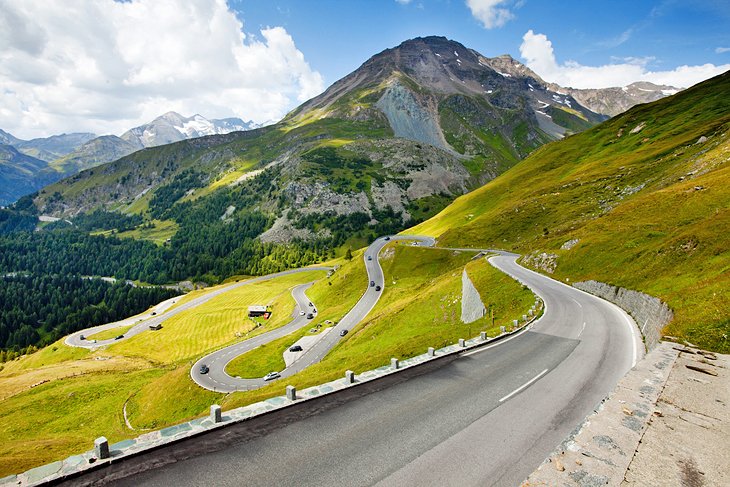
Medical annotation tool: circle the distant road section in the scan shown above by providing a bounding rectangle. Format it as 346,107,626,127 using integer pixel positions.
64,267,332,349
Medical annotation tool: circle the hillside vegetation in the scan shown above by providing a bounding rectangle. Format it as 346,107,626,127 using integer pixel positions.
408,71,730,352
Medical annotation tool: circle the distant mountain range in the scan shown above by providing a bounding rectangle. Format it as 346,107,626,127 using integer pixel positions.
32,36,681,246
0,114,260,205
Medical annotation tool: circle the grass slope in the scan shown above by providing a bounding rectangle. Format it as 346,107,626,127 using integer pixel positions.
109,270,326,364
221,244,533,410
407,71,730,351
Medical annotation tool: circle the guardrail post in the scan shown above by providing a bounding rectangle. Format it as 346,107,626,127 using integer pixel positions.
286,385,297,401
512,319,518,328
500,326,506,334
345,370,356,383
522,314,527,321
528,309,534,316
480,331,487,341
427,347,435,357
458,338,466,347
210,404,222,423
391,358,399,369
94,437,110,459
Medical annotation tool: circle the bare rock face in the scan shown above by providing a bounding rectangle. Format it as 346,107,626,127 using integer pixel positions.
461,269,486,324
284,181,370,216
522,251,558,274
376,81,450,150
370,180,409,219
259,209,331,244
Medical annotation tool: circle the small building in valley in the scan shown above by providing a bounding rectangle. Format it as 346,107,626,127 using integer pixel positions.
248,305,270,319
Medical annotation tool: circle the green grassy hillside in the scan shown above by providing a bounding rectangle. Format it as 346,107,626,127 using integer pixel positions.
408,71,730,352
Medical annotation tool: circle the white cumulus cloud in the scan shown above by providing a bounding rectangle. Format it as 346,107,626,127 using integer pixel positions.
466,0,515,29
520,30,730,89
0,0,324,139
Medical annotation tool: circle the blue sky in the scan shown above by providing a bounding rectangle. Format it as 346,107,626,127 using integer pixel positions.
232,0,730,88
1,0,728,138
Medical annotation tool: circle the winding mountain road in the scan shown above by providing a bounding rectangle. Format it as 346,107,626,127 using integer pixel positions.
115,248,643,487
192,235,436,392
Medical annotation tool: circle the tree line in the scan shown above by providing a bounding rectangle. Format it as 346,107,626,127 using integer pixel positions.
0,274,180,352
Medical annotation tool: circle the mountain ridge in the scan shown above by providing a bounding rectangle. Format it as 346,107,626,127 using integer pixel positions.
407,69,729,351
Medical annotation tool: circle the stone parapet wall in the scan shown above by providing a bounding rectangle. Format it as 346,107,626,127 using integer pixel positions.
573,280,673,350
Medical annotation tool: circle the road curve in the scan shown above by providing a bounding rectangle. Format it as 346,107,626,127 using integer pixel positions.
65,267,332,349
116,253,643,487
191,282,321,392
192,235,436,392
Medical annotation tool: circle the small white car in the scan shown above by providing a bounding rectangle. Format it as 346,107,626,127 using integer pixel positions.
264,371,281,381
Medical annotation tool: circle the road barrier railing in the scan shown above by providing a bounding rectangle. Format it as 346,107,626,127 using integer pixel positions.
7,298,544,486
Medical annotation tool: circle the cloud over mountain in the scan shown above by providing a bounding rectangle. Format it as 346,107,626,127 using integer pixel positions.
0,0,324,139
520,30,730,89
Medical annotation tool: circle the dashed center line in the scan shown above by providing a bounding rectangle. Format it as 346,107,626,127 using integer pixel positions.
499,368,549,403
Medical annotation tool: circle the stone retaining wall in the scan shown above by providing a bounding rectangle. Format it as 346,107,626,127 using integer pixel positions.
573,280,673,350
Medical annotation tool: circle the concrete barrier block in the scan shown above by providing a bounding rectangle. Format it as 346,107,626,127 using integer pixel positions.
94,437,109,460
480,331,487,340
513,319,519,328
500,326,506,334
286,385,296,401
528,309,534,316
427,347,435,357
345,370,355,384
210,404,222,423
522,314,527,321
391,358,399,370
458,338,466,347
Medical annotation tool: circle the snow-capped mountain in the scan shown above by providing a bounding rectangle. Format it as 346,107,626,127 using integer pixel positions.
120,112,260,149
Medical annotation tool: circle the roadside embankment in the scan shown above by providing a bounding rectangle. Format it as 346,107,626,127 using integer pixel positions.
573,280,673,350
523,341,730,486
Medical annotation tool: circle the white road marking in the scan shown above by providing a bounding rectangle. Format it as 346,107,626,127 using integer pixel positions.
571,298,582,309
578,322,586,338
499,368,548,403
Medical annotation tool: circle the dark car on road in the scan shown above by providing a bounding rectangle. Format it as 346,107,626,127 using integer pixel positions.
384,236,390,241
375,285,381,291
289,345,303,352
115,334,124,340
306,313,314,319
199,364,209,374
367,255,372,261
370,280,375,287
339,329,348,336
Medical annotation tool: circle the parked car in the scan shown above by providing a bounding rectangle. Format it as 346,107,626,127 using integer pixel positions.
370,280,375,287
339,329,349,337
199,364,209,374
306,313,314,319
115,334,124,340
375,285,381,291
264,371,281,381
289,345,303,352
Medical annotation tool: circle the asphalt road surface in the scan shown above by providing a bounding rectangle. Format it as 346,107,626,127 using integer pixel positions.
65,267,332,349
114,252,642,487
